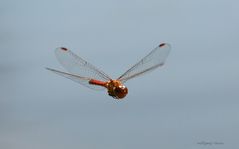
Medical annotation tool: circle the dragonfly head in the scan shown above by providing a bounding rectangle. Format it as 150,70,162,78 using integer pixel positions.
114,85,128,99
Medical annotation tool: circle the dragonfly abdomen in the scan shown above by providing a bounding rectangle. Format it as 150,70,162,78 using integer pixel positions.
89,79,107,87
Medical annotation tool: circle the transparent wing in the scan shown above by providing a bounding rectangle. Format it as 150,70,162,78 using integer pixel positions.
55,47,111,81
49,47,111,90
118,43,171,83
46,67,105,90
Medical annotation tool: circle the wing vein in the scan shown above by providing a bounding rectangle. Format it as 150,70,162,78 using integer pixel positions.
118,43,171,83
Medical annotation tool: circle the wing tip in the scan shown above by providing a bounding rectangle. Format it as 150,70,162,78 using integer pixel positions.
45,67,56,72
159,43,166,47
159,43,171,51
159,43,171,47
55,47,68,52
60,47,68,51
159,62,165,66
45,67,51,71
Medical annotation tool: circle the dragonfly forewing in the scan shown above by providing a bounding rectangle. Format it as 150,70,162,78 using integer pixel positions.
118,43,171,83
55,47,112,82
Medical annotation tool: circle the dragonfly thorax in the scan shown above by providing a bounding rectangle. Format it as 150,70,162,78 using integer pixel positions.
106,80,128,99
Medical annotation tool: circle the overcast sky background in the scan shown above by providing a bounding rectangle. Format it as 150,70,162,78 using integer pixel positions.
0,0,239,149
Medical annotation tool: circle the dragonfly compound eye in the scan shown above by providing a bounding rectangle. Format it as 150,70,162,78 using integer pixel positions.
114,86,128,99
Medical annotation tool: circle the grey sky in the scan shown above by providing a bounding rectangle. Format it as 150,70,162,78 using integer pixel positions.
1,0,239,149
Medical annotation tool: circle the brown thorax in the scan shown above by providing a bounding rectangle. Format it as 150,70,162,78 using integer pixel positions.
105,80,128,99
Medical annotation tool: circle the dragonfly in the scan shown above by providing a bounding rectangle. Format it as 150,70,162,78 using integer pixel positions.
46,43,171,99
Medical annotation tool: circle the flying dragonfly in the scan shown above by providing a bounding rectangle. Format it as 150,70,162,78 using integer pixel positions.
46,43,171,99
